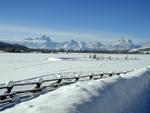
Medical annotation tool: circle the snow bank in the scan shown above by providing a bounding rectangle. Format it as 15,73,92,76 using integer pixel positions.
47,57,78,62
47,57,93,62
2,67,150,113
47,57,63,62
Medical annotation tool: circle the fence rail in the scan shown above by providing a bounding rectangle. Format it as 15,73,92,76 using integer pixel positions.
0,70,133,110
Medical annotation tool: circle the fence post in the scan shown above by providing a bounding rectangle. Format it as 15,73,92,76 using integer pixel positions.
34,78,43,92
117,71,120,75
100,74,104,78
2,81,14,99
109,72,113,77
100,72,104,78
5,81,13,94
74,74,79,81
89,73,93,80
123,70,127,74
57,75,62,83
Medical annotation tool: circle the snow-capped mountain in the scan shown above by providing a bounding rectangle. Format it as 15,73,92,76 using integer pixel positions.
5,35,147,51
56,40,105,50
15,35,57,49
106,38,140,50
56,40,86,50
85,41,105,50
56,38,140,51
11,36,106,50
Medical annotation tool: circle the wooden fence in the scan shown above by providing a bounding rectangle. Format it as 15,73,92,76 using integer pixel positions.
0,70,133,110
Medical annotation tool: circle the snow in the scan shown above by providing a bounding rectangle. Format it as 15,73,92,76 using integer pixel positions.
0,53,150,83
129,47,150,54
47,57,63,62
1,67,150,113
0,53,150,113
6,36,144,50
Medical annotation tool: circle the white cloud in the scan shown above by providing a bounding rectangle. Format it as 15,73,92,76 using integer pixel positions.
0,24,99,41
0,24,141,42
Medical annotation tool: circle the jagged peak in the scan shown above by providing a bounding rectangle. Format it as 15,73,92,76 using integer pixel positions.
35,35,51,42
25,35,52,42
117,38,133,44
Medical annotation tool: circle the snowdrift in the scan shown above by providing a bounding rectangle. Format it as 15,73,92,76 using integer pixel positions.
47,57,63,62
2,67,150,113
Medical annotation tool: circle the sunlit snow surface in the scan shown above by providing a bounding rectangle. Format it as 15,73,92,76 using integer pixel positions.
0,53,150,113
0,53,150,83
1,68,150,113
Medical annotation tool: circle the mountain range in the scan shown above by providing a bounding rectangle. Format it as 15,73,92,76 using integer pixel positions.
3,35,150,51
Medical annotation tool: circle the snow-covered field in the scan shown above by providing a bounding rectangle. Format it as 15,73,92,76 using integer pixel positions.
0,53,150,113
0,53,150,83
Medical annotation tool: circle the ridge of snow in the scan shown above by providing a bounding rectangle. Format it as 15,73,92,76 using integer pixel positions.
2,67,150,113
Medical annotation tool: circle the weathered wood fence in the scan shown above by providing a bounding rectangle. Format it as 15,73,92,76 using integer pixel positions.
0,70,133,110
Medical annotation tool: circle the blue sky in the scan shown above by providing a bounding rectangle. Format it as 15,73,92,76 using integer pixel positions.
0,0,150,42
